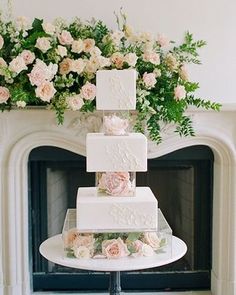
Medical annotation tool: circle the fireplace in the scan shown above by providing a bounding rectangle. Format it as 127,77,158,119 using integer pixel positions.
28,144,213,291
0,107,236,295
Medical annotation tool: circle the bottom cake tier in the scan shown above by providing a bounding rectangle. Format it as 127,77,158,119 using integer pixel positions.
62,209,172,260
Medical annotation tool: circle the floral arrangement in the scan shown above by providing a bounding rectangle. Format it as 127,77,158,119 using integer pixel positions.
103,114,129,135
63,228,166,259
97,171,135,196
0,10,220,143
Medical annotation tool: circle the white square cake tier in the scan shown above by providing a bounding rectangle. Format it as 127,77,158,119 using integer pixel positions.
96,69,136,110
86,133,147,172
76,187,158,232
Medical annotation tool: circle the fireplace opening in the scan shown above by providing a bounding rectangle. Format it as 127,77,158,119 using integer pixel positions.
28,145,213,292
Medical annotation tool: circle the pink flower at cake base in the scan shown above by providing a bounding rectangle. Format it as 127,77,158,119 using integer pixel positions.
80,81,96,100
0,86,10,103
73,246,91,259
103,115,129,135
102,237,130,259
98,172,132,196
143,232,160,250
63,228,78,248
132,240,154,257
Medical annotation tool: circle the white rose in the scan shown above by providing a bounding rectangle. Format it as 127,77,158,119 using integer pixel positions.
143,232,160,250
35,37,51,53
98,56,111,68
42,22,56,35
16,100,26,108
71,39,84,54
58,30,73,45
0,35,4,50
56,45,67,58
9,56,27,74
89,46,101,57
73,246,91,259
141,243,154,256
124,53,138,67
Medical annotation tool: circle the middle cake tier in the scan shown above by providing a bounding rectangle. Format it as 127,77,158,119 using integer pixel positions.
76,186,158,233
86,133,147,172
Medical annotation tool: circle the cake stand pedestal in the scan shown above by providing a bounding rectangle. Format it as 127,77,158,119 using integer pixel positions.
40,234,187,295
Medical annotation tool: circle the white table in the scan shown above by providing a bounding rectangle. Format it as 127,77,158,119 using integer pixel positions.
40,234,187,294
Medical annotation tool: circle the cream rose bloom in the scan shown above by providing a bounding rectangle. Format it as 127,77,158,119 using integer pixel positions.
124,53,138,67
98,56,111,68
89,46,101,57
0,86,10,103
71,39,84,54
35,81,56,102
35,37,51,53
28,59,57,86
42,22,56,35
20,50,35,65
83,38,95,53
111,52,124,69
174,85,186,100
80,81,96,100
84,57,99,74
58,30,73,45
73,246,91,259
16,100,26,108
0,35,4,50
67,95,84,111
9,56,27,74
143,232,160,250
71,58,85,74
59,58,73,75
0,57,7,75
56,45,67,58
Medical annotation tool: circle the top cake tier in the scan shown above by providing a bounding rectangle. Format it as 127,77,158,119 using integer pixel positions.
96,69,136,110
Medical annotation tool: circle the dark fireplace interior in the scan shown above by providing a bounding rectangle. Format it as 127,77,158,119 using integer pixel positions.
28,145,213,292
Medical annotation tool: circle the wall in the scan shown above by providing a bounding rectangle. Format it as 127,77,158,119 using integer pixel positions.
1,0,234,104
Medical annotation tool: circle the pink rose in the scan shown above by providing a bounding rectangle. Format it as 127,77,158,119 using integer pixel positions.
35,81,56,102
71,39,84,54
67,95,84,111
174,85,186,100
142,51,160,65
9,56,27,74
80,82,96,100
73,234,95,250
102,237,130,259
59,58,73,75
83,38,95,53
0,86,10,103
35,37,51,53
20,50,35,65
103,115,129,136
157,34,170,47
124,53,138,67
111,52,124,69
71,58,85,74
143,72,157,88
58,30,73,45
0,35,4,50
143,232,160,250
98,172,132,196
28,59,57,86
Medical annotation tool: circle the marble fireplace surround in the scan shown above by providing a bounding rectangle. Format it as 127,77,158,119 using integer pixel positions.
0,106,236,295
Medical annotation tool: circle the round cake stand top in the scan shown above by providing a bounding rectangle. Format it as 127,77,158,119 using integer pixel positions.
39,234,187,272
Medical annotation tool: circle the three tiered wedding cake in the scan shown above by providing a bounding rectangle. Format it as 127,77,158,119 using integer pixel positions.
63,69,171,259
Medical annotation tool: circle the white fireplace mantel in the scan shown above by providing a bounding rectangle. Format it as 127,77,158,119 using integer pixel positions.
0,106,236,295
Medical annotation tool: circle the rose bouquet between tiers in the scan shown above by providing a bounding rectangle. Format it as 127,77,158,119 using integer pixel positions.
63,229,167,259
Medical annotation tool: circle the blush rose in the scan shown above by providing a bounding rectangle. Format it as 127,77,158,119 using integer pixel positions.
102,237,130,259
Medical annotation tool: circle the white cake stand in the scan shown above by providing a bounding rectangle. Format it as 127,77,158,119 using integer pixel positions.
40,234,187,295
